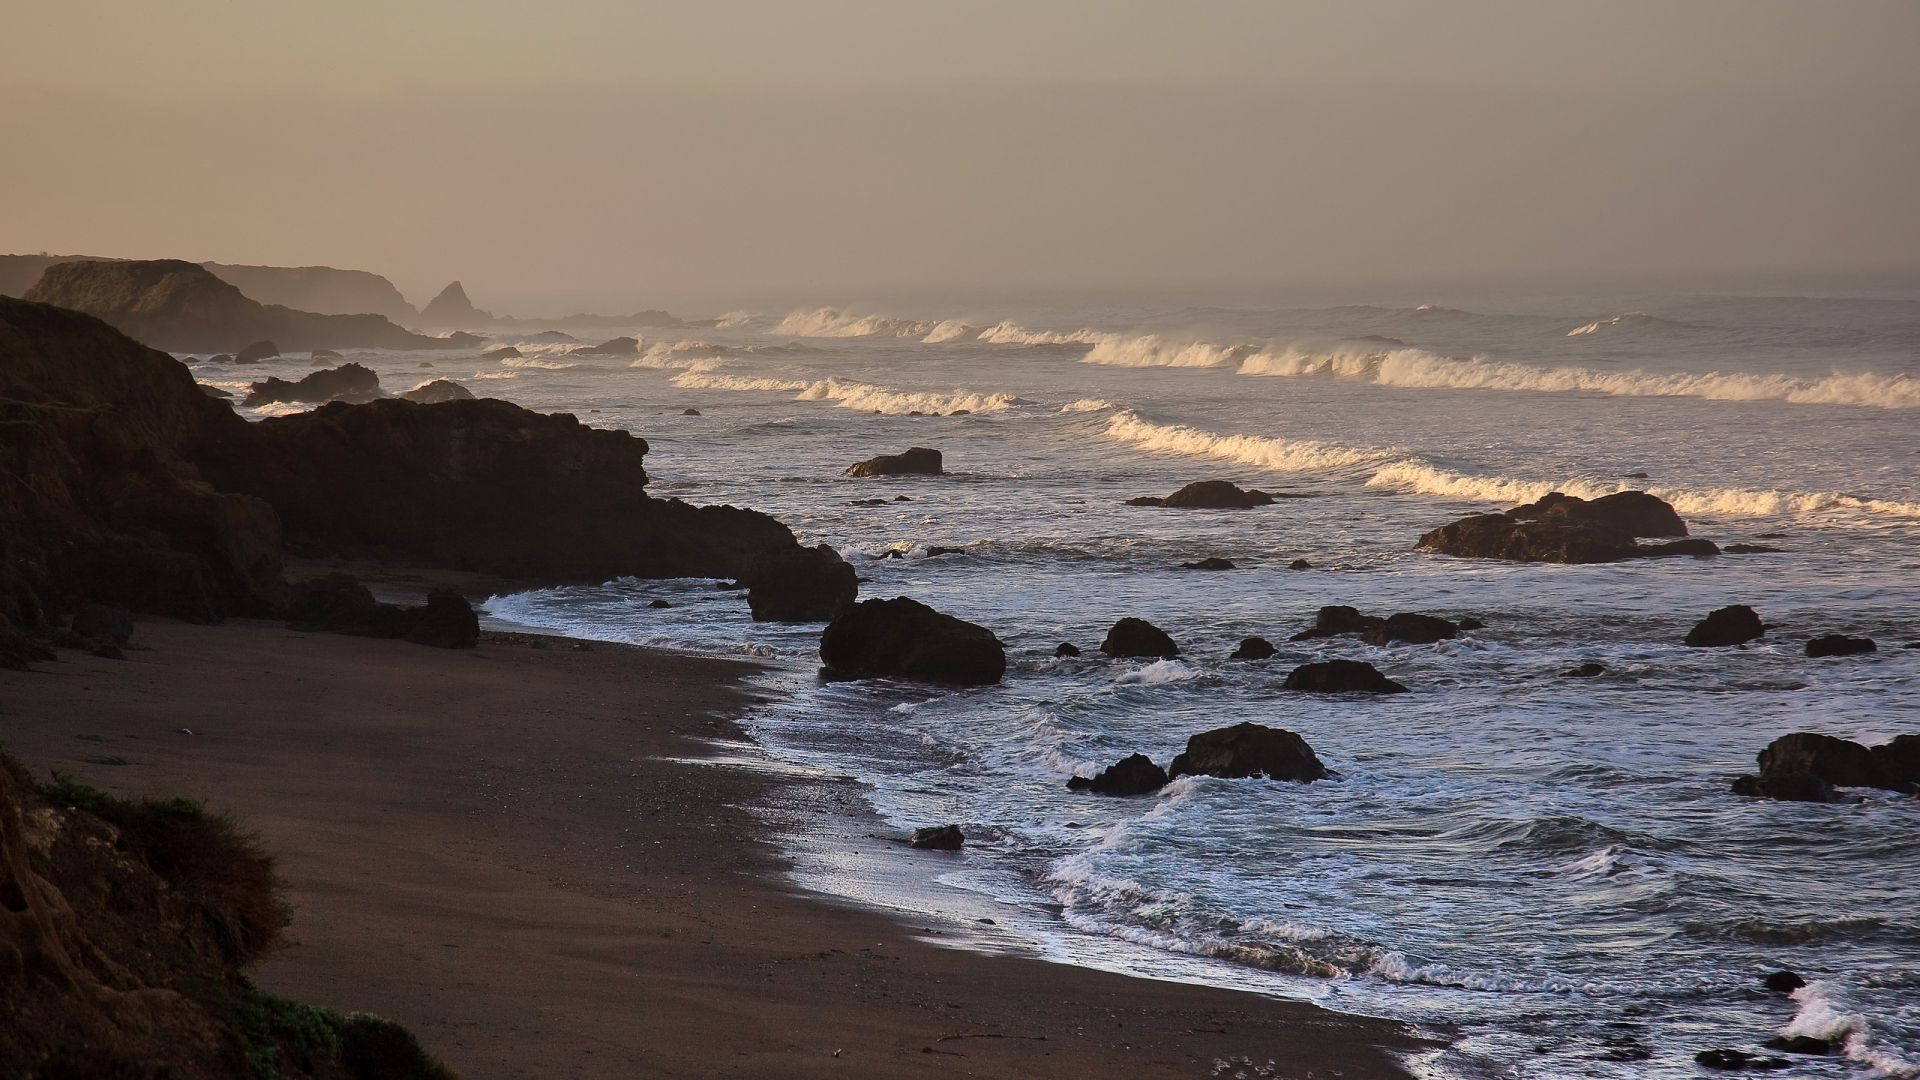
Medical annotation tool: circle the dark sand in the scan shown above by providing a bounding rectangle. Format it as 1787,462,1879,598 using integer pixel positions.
0,618,1430,1078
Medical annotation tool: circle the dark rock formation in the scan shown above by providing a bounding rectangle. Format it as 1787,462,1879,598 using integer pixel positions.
1563,662,1606,678
576,336,640,355
819,597,1005,685
1507,490,1687,537
484,345,522,359
419,280,493,329
284,573,478,648
1764,1036,1833,1056
1067,753,1169,796
242,362,381,406
1054,642,1080,658
398,379,475,404
1230,636,1277,660
1806,634,1875,657
1763,971,1807,993
683,408,701,415
910,825,965,850
439,331,484,348
1288,559,1312,570
235,340,279,363
1130,480,1277,508
70,601,134,644
1725,544,1785,554
1100,617,1179,659
0,296,286,627
648,599,672,609
1417,491,1716,564
1167,722,1328,782
1181,557,1235,570
199,398,797,580
847,446,943,477
1289,606,1462,645
22,259,442,352
743,543,857,622
1731,731,1920,800
1361,612,1458,646
310,348,342,362
1283,659,1408,694
202,261,419,322
1686,605,1765,647
1695,1049,1788,1071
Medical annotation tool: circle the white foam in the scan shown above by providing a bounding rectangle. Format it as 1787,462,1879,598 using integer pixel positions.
772,307,932,338
1113,659,1198,685
673,368,1023,414
468,371,518,380
496,356,581,370
921,320,983,343
1081,334,1252,368
975,321,1111,346
1782,982,1920,1078
1102,410,1388,472
1061,398,1119,413
669,370,811,392
712,310,756,329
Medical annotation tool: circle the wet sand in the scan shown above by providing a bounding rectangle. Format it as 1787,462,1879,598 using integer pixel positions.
0,618,1430,1079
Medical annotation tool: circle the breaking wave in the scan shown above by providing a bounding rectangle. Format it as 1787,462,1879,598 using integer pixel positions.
976,321,1111,346
672,368,1025,414
1081,334,1257,368
921,320,983,343
1782,982,1920,1077
1099,409,1920,521
1238,344,1920,409
773,307,933,338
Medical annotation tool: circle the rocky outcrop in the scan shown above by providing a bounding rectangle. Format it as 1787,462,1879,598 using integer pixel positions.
0,296,286,628
1054,642,1081,658
202,262,419,322
1230,636,1277,660
398,379,475,404
910,825,965,850
1686,605,1765,647
847,447,943,477
1067,753,1169,795
284,573,479,648
1806,634,1875,657
23,260,443,352
1416,491,1717,564
1287,605,1465,645
1167,722,1328,782
1282,659,1408,694
819,597,1006,685
242,362,382,406
235,340,279,363
198,398,798,580
418,281,493,329
1730,731,1920,801
743,543,857,622
575,336,640,356
1127,480,1280,508
1100,617,1179,659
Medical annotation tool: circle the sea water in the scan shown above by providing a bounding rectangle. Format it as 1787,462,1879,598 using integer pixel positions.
196,284,1920,1077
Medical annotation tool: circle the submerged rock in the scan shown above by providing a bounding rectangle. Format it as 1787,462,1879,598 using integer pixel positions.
1725,543,1786,554
1130,480,1280,508
1562,662,1606,678
819,597,1005,685
1686,605,1765,648
1100,617,1179,659
575,335,640,355
1763,971,1807,993
1361,612,1458,646
743,543,857,622
1167,722,1328,782
1229,636,1277,660
847,446,942,477
1282,659,1408,694
1054,642,1081,658
1067,753,1169,796
1730,772,1842,803
1288,558,1312,570
1694,1049,1788,1071
1764,1036,1833,1056
1180,557,1235,570
1288,605,1369,641
910,824,965,850
397,378,474,403
1805,634,1875,657
242,362,381,406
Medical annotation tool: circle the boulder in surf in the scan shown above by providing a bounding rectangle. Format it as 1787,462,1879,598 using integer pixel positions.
743,543,858,622
1100,617,1179,659
819,597,1005,685
1167,722,1328,783
1282,659,1408,694
846,446,942,477
1686,605,1765,647
1067,753,1169,796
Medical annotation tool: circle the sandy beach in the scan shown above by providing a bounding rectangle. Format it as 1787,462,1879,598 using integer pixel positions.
0,617,1428,1079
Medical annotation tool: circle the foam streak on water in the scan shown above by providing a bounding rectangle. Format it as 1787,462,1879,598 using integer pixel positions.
242,287,1920,1078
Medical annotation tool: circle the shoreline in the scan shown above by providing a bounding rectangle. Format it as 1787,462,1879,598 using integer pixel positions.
0,615,1434,1079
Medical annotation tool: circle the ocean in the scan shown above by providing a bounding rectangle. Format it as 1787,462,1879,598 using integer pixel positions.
198,282,1920,1078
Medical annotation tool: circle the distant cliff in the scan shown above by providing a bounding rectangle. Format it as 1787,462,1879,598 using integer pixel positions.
201,261,418,321
418,280,492,329
22,260,444,352
0,253,115,298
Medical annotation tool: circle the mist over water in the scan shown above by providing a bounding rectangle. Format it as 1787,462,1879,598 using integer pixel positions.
204,283,1920,1077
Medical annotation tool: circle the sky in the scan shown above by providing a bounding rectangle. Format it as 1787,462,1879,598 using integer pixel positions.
2,1,1916,314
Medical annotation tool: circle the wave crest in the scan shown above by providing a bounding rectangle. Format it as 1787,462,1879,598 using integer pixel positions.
773,307,933,338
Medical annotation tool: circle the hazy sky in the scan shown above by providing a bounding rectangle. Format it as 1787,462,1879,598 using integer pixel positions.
3,1,1916,313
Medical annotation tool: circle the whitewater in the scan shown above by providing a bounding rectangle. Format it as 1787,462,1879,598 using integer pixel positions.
197,284,1920,1078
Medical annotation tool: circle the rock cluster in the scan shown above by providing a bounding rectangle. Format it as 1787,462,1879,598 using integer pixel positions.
285,573,479,648
1417,490,1719,563
242,362,382,406
1730,731,1920,801
1287,605,1470,645
1070,723,1329,797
